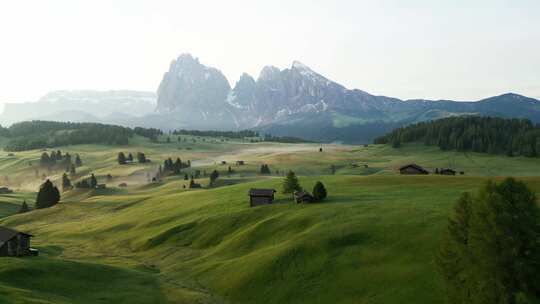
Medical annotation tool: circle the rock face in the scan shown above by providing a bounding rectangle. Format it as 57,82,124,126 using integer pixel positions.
155,54,540,142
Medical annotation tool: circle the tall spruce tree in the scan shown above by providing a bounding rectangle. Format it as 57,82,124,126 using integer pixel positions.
75,154,83,167
19,200,30,213
89,173,98,188
36,179,60,209
62,173,72,191
209,170,219,186
117,152,127,165
437,178,540,304
283,171,302,199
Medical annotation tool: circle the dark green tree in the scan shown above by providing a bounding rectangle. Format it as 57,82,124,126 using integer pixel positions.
312,181,327,201
127,153,133,162
19,200,30,213
437,178,540,304
282,171,302,199
61,173,72,191
137,152,147,163
117,152,127,165
75,154,83,167
35,179,60,209
209,170,219,186
89,173,98,188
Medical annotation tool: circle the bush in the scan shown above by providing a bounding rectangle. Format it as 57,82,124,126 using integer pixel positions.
312,181,327,201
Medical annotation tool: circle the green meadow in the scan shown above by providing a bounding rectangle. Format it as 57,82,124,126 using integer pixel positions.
0,135,539,303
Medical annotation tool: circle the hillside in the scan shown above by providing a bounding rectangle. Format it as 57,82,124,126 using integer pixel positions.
0,137,540,303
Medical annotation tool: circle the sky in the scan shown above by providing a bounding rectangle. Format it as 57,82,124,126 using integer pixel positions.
0,0,539,107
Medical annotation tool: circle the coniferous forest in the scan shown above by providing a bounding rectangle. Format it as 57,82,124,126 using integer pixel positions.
374,116,540,157
1,121,166,151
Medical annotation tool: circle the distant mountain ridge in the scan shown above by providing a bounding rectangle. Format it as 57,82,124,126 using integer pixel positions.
0,90,156,126
155,53,540,142
2,55,539,143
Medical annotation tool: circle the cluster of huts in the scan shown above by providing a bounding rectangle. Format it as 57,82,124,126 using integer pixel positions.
248,188,314,207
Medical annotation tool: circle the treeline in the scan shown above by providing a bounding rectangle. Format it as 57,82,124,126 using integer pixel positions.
374,116,540,157
172,129,259,138
262,134,313,143
2,121,166,151
4,121,132,151
0,124,9,137
134,127,163,142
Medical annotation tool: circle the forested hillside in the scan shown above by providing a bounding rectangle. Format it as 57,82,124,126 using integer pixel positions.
3,121,135,151
374,116,540,157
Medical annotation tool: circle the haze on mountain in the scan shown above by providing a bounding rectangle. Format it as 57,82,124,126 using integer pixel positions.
4,53,539,143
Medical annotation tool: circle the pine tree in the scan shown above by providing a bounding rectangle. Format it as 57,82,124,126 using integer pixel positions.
75,154,83,167
282,171,302,199
70,164,76,175
117,152,127,165
437,179,540,304
127,153,133,162
137,152,147,163
36,179,60,209
40,152,51,167
209,170,219,186
312,181,327,201
330,164,336,175
19,200,30,213
89,173,98,188
62,173,72,191
228,166,233,176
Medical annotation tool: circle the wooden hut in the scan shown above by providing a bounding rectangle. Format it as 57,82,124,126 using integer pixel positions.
294,191,314,204
399,164,429,175
248,189,276,207
0,227,35,257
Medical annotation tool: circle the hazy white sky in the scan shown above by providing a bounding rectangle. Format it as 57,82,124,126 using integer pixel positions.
1,0,539,105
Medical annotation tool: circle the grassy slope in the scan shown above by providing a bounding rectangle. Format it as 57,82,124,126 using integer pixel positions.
1,137,540,303
2,175,540,304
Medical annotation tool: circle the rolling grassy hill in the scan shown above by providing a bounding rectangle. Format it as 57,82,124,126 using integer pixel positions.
0,137,539,303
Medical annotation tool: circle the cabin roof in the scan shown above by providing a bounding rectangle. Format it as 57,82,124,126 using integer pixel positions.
0,226,32,242
399,163,429,173
249,188,276,197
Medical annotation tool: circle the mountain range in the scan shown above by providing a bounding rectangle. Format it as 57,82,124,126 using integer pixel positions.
2,53,539,143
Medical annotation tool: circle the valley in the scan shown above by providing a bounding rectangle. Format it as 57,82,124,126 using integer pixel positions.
1,134,539,303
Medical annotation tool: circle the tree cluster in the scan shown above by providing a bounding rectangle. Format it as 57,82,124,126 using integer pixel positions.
260,164,271,175
36,179,60,209
437,178,540,304
4,121,132,151
375,116,540,157
163,157,190,175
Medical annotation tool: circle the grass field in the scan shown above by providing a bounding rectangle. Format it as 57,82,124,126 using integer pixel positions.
0,135,539,303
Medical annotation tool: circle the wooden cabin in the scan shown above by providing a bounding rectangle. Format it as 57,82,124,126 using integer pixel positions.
0,227,35,257
295,191,314,204
0,187,13,194
248,189,276,207
399,164,429,175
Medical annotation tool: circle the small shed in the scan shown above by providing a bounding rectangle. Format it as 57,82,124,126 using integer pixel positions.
295,191,314,204
0,227,34,257
236,160,245,166
439,168,456,176
0,187,13,194
399,164,429,175
248,189,276,207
